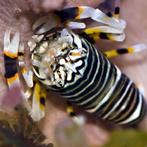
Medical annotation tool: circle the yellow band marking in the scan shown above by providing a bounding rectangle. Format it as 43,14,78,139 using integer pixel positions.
127,47,134,53
104,50,118,58
4,51,17,58
67,105,74,114
76,7,84,19
7,73,19,86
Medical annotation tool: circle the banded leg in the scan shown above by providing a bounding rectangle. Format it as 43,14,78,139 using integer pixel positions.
3,30,30,89
33,6,126,36
103,44,147,58
30,82,47,121
3,30,45,122
81,26,125,42
79,1,124,43
56,6,125,42
67,102,85,125
55,6,125,29
3,30,20,89
21,78,47,122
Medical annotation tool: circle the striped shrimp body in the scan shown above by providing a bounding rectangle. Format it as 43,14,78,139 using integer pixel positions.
31,29,146,125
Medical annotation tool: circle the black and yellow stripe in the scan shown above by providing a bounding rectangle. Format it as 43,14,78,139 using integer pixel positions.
4,52,19,88
80,31,116,44
104,47,135,58
55,7,83,22
33,82,46,111
4,50,25,88
80,31,123,43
